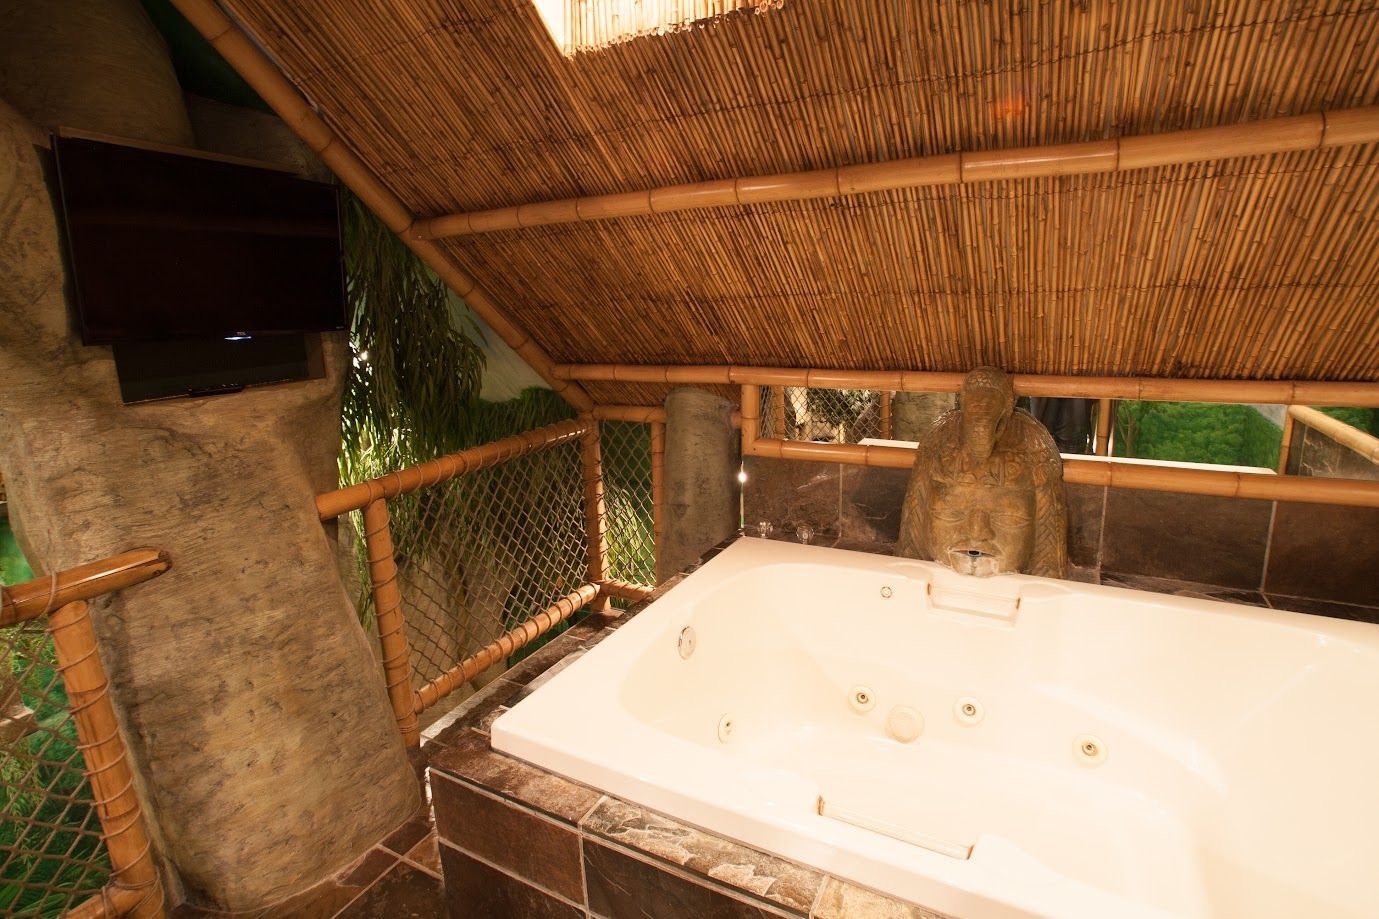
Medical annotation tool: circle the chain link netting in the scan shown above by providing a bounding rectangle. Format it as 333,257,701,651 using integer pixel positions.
1,618,108,916
598,422,657,595
759,386,887,444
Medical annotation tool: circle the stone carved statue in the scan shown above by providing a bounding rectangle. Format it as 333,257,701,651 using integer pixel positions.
897,367,1067,578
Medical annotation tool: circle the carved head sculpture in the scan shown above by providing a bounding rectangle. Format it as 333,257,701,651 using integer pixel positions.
897,367,1067,578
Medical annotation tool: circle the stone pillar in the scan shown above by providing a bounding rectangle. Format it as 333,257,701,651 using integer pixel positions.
891,391,957,442
0,1,416,911
659,388,739,581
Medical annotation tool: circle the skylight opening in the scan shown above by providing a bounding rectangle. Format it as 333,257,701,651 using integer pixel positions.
534,0,782,56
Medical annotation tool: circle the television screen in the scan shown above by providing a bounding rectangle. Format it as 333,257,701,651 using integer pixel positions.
53,135,346,344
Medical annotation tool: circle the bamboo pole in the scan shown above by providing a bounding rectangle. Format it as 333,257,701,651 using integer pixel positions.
556,364,1379,408
879,392,893,439
771,386,787,439
165,0,594,413
361,498,420,747
48,602,164,919
1095,399,1113,456
591,405,666,423
63,886,147,919
1288,406,1379,465
649,420,666,575
1278,410,1296,474
414,583,600,712
743,437,1379,508
740,385,761,456
316,418,590,519
412,107,1379,238
596,579,656,602
580,424,612,613
2,550,170,628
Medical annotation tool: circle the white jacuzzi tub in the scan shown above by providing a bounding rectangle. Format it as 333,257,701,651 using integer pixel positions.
493,538,1379,918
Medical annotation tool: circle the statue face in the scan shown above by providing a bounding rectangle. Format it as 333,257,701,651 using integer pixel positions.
928,483,1035,577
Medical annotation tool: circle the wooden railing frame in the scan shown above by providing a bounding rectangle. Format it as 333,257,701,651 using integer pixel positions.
317,419,661,742
412,107,1379,238
555,364,1379,408
1287,405,1379,466
3,553,171,919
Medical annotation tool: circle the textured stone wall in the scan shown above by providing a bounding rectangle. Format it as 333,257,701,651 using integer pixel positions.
659,387,739,582
0,1,416,910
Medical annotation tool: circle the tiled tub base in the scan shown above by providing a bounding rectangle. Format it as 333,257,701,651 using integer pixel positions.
428,612,945,919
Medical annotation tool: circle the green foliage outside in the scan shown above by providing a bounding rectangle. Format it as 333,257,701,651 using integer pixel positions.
3,521,110,916
1114,401,1282,469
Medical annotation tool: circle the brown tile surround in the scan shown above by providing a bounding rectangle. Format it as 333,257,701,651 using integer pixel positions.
427,546,952,918
744,456,1379,622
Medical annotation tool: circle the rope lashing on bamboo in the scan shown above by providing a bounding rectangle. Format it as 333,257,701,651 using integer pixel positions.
412,107,1379,238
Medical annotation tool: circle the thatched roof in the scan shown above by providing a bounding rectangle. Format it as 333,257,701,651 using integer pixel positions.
222,0,1379,405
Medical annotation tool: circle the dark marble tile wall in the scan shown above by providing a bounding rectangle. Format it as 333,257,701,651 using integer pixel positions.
428,604,948,919
742,456,1379,622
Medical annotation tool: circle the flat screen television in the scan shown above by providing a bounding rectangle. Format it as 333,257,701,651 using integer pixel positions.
52,134,346,344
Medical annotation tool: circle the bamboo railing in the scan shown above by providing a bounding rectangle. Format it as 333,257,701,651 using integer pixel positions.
165,0,594,413
555,364,1379,407
1287,406,1379,466
412,107,1379,238
317,418,661,742
2,554,171,919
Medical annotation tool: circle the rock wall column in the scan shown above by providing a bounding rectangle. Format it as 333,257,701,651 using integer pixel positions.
659,387,739,580
0,1,416,910
891,391,957,441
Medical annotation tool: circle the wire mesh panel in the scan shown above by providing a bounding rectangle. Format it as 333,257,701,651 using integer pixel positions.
382,438,589,691
760,386,885,444
0,620,107,916
598,422,656,592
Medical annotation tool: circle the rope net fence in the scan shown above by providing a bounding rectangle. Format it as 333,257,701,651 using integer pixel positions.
0,617,108,916
758,386,887,444
598,421,657,596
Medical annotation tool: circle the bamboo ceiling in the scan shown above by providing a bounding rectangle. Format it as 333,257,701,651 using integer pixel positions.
221,0,1379,405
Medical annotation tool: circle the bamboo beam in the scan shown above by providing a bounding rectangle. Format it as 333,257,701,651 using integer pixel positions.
362,498,420,747
1289,406,1379,465
412,107,1379,238
556,365,1379,408
1095,399,1114,456
649,420,665,574
414,583,600,713
165,0,593,413
879,392,893,439
580,424,612,613
316,418,591,519
744,437,1379,507
49,602,165,919
1278,410,1297,474
2,550,170,628
591,405,666,423
596,579,655,603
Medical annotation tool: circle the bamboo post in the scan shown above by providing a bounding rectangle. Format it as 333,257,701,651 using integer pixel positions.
880,392,893,439
580,424,611,613
361,497,420,747
740,385,761,455
770,386,787,439
411,107,1379,238
649,420,666,576
552,364,1379,408
1095,399,1114,456
48,602,165,919
1278,409,1297,474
